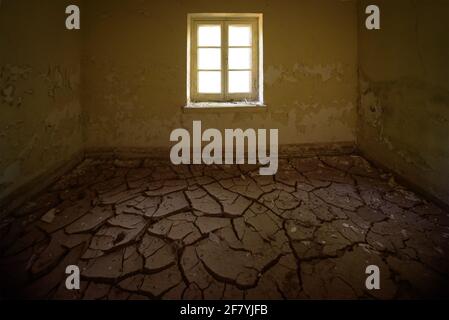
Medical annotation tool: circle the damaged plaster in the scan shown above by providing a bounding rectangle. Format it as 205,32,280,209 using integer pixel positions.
265,63,344,86
0,64,32,107
3,0,447,213
0,0,83,203
358,0,449,205
82,0,358,149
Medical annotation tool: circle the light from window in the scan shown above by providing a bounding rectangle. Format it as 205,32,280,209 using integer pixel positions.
198,48,221,70
229,70,251,93
198,71,221,93
228,25,252,93
198,25,222,94
198,25,221,46
229,25,252,46
188,14,263,104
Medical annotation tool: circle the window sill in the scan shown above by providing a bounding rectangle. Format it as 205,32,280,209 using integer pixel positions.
184,102,267,113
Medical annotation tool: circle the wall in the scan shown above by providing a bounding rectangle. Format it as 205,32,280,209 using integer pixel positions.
0,0,83,206
2,0,447,208
358,0,449,205
82,0,358,149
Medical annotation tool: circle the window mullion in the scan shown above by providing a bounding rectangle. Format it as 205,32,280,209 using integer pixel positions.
222,21,228,101
192,22,198,101
252,20,258,100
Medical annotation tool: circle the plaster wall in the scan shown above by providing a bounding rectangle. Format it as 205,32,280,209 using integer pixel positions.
0,0,83,203
358,0,449,205
82,0,359,149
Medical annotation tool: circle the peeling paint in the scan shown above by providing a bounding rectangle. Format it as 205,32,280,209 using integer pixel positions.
0,0,83,202
83,0,358,149
358,0,449,205
1,0,360,205
265,63,344,86
0,162,20,192
0,64,32,106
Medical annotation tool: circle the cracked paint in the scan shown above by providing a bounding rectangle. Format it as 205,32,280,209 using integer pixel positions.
82,0,358,149
358,0,449,205
0,0,83,203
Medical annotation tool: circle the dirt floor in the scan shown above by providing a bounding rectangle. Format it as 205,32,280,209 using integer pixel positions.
0,155,448,299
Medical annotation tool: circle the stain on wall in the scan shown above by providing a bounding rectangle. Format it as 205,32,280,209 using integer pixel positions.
2,0,447,208
0,0,83,203
358,0,449,205
82,0,358,149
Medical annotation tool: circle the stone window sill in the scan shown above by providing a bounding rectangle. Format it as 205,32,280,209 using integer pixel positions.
184,102,267,113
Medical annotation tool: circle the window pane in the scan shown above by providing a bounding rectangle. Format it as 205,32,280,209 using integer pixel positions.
198,48,221,70
198,71,221,93
229,25,252,46
198,25,221,47
228,48,251,70
228,71,251,93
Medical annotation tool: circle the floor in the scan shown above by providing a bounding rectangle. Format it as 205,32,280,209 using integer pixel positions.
0,155,448,300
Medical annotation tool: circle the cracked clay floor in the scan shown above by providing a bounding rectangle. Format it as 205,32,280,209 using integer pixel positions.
0,155,448,300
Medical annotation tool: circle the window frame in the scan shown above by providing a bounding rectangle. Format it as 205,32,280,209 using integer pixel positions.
187,13,264,106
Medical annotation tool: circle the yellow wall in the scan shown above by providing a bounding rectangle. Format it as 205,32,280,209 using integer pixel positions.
358,0,449,205
0,0,83,203
82,0,358,149
7,1,446,208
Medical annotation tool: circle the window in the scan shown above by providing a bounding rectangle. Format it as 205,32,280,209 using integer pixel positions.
187,13,264,107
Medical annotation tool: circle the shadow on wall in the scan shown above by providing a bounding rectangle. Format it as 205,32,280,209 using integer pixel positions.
358,0,449,206
0,0,83,206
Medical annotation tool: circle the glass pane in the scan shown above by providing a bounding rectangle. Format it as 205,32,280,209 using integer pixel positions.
228,48,251,70
198,71,221,93
198,48,221,70
198,25,221,47
228,71,251,93
229,25,252,46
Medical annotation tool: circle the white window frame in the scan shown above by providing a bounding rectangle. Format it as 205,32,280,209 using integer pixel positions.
187,13,264,107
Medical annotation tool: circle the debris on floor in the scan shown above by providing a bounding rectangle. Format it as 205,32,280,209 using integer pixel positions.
0,155,448,300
